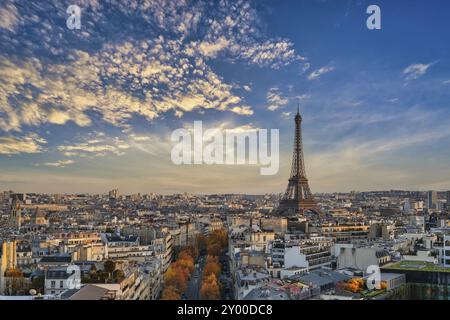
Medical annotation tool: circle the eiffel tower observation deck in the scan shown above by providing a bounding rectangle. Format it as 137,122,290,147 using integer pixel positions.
276,105,319,216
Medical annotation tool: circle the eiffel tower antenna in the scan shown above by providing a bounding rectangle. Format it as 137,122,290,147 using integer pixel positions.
276,104,319,216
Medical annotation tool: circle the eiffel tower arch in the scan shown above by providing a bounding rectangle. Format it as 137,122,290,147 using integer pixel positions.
276,105,320,216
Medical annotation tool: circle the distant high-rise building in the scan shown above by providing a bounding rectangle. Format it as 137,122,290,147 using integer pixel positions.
427,190,438,210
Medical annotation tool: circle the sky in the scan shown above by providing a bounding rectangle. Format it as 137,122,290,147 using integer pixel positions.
0,0,450,195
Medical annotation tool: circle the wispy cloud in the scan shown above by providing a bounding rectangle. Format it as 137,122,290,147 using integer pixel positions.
39,160,75,168
281,112,292,119
403,62,436,80
243,85,252,92
0,3,19,33
129,134,152,142
57,133,130,158
238,39,303,69
0,133,47,155
307,65,335,80
267,87,289,111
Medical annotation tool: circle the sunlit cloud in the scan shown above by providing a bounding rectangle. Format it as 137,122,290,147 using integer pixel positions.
0,3,19,33
0,133,47,155
38,160,75,168
57,133,130,158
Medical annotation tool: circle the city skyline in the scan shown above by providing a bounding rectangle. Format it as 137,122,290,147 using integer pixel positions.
1,0,450,194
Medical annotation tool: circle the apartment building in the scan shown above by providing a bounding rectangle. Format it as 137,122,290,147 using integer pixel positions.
101,234,152,262
268,238,332,278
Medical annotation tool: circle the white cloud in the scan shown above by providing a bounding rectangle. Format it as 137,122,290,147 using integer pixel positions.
40,160,75,168
0,3,20,33
0,133,47,155
196,37,230,58
129,134,152,142
296,94,311,102
403,62,435,80
308,65,335,80
267,87,288,111
230,106,253,115
239,39,303,69
48,110,71,125
0,0,309,133
57,133,130,158
0,40,252,132
281,112,292,119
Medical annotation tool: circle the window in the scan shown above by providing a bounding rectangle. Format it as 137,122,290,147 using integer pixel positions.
60,281,64,288
51,281,56,288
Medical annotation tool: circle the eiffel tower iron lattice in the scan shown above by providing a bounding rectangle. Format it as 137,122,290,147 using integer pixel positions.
276,105,319,216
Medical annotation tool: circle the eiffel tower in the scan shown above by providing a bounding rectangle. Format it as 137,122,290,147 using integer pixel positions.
277,105,319,216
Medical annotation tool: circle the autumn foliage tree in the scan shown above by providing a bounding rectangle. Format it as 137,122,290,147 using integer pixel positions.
204,256,221,278
198,230,228,300
164,263,189,293
345,278,366,293
205,230,227,256
182,245,199,260
196,234,207,255
161,247,197,299
162,229,228,300
4,268,27,295
200,273,220,300
161,285,181,300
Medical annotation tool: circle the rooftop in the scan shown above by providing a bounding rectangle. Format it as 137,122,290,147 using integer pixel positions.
68,285,113,300
244,285,290,300
293,270,350,287
384,261,450,273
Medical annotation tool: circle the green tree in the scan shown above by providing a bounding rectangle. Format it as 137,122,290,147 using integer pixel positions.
113,269,125,283
104,260,116,280
31,276,45,294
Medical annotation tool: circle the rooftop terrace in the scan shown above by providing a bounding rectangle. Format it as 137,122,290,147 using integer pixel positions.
384,261,450,273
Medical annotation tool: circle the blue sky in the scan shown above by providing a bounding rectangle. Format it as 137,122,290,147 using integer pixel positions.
0,0,449,194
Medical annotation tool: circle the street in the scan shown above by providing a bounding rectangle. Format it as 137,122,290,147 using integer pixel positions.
185,256,205,300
